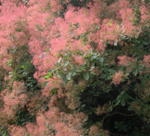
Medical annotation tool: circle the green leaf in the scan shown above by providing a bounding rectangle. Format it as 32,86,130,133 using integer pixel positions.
104,52,108,56
57,58,62,63
47,72,53,78
42,81,49,87
66,72,72,80
100,74,106,79
114,40,118,46
48,69,53,73
52,80,55,84
99,57,104,63
44,76,49,80
89,64,95,71
69,23,72,27
110,106,113,111
64,61,69,66
121,100,125,106
128,106,132,111
109,69,115,74
81,89,84,92
83,72,89,81
142,41,148,45
133,69,138,76
52,12,57,16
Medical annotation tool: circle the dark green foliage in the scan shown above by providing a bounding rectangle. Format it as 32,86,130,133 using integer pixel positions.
15,106,36,126
0,126,10,136
3,43,41,131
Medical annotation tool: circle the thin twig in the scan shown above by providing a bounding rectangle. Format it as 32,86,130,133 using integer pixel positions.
102,111,135,124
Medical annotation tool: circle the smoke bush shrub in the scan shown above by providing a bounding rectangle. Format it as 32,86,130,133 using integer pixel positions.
0,0,150,135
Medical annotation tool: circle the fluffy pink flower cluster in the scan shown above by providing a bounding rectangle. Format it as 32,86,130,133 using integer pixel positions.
112,70,124,85
2,82,28,118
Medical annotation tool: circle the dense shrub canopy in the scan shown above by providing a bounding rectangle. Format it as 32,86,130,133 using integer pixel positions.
0,0,150,135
